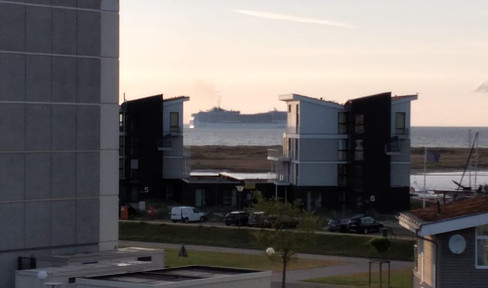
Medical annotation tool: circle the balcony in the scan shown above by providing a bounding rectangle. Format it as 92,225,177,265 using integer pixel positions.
267,148,291,161
158,137,172,151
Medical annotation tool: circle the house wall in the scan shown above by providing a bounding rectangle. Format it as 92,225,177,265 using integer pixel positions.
0,1,119,287
437,228,488,288
162,99,187,179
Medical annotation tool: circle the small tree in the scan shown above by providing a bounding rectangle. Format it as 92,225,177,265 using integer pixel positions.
369,237,391,259
252,192,320,288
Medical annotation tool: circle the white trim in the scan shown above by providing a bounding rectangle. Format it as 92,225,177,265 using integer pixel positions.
419,213,488,236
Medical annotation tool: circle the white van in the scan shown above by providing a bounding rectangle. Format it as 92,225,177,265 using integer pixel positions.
170,206,205,223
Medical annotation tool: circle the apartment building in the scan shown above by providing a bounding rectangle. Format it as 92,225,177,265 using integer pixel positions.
269,92,417,212
0,1,119,286
119,95,189,207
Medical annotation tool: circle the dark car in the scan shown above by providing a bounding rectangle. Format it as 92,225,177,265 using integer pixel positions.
248,211,272,228
224,211,249,226
327,219,348,232
347,216,383,234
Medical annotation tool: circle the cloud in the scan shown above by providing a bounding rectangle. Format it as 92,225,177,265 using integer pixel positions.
233,9,354,29
474,82,488,93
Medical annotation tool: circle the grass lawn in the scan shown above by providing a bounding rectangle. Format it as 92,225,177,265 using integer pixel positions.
164,248,345,271
120,222,414,261
305,268,412,288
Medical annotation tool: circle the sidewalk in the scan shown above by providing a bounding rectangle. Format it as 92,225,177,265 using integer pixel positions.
119,240,413,287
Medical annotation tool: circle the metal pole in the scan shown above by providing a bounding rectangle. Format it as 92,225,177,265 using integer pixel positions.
423,147,427,208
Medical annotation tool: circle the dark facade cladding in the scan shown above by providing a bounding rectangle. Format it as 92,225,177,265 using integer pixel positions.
347,93,394,211
120,95,164,204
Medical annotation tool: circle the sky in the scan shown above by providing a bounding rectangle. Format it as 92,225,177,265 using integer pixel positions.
119,0,488,127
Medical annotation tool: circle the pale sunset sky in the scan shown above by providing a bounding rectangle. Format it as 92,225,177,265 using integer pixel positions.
119,0,488,127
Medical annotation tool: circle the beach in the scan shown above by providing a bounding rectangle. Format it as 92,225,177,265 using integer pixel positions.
187,146,488,173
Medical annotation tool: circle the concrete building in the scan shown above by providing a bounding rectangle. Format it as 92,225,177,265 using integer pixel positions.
399,196,488,288
268,92,417,212
119,95,189,208
0,1,119,287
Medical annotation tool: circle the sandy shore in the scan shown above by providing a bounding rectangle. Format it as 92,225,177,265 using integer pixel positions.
187,146,488,173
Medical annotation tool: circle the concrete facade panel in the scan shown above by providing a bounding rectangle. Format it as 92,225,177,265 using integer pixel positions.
51,105,76,150
78,0,101,9
25,201,51,248
76,199,100,244
101,12,119,57
52,57,76,102
100,104,119,149
0,154,25,201
101,0,119,11
0,53,26,101
0,252,21,288
77,10,101,56
0,203,25,250
100,150,118,196
77,152,100,197
52,0,76,7
26,6,51,53
0,104,25,150
299,163,337,186
26,0,52,4
77,58,101,103
26,104,51,150
51,152,76,198
101,58,119,104
77,105,101,150
26,55,51,102
0,3,25,51
99,195,118,250
25,153,51,200
300,138,338,161
52,8,76,54
51,200,76,246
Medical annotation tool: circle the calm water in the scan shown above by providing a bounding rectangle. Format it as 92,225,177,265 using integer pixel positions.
184,126,488,147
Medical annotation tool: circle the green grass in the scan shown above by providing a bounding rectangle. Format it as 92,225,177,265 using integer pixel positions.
163,248,344,271
305,269,412,288
120,222,414,261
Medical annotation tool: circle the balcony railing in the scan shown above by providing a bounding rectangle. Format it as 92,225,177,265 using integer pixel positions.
158,137,172,150
267,148,292,161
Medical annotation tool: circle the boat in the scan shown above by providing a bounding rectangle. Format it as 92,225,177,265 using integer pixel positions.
190,107,287,129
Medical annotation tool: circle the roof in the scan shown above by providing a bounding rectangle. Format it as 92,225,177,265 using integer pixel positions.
278,93,343,109
399,196,488,236
163,96,190,103
391,94,418,104
78,266,270,287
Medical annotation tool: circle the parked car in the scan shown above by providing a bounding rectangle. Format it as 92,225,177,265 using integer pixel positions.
347,216,383,234
170,206,205,223
248,211,272,228
327,219,349,232
224,211,249,226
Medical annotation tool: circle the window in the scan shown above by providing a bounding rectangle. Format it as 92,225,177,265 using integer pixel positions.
288,104,291,113
354,114,364,134
337,164,347,186
338,112,348,134
355,139,364,161
119,113,125,132
338,139,348,160
395,112,406,135
477,224,488,267
170,112,179,132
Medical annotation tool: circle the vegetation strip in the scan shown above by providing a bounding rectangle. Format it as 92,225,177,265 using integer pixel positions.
119,222,414,261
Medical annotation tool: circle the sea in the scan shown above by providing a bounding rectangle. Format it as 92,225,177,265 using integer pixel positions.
184,126,488,148
184,126,488,190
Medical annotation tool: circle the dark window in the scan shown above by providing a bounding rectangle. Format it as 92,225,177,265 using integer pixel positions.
337,164,347,186
288,104,291,113
355,139,364,161
338,112,348,134
18,257,36,270
137,256,152,262
338,139,348,160
395,112,406,135
170,112,179,132
354,114,364,134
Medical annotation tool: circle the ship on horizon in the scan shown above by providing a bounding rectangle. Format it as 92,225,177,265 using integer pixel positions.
190,107,286,129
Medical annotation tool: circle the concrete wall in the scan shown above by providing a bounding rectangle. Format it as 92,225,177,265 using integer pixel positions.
0,1,119,287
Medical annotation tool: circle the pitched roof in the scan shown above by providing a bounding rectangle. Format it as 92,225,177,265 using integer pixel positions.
399,196,488,236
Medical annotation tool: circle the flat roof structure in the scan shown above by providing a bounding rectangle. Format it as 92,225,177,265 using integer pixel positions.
77,265,271,288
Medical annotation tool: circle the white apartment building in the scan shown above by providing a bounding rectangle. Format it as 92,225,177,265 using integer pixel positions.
269,92,417,211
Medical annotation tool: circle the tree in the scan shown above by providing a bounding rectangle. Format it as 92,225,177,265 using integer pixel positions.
251,192,320,288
